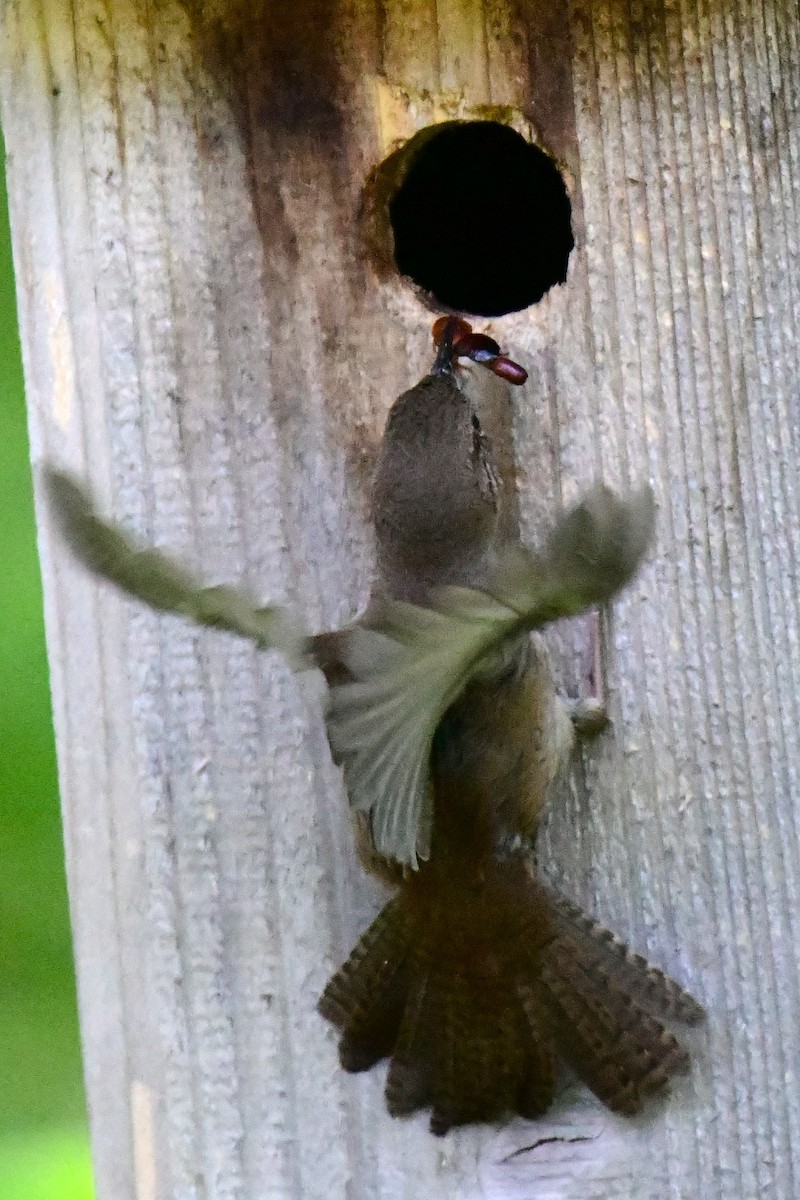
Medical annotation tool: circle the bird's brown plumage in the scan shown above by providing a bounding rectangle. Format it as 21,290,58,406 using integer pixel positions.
45,323,703,1136
319,861,700,1133
319,736,702,1134
319,331,701,1132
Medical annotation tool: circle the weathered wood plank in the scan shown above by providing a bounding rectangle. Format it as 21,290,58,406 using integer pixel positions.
1,0,798,1196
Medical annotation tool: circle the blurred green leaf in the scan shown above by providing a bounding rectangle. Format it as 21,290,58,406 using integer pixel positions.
0,1130,93,1200
0,127,92,1197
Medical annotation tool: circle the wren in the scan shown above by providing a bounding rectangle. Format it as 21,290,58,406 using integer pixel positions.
46,318,702,1135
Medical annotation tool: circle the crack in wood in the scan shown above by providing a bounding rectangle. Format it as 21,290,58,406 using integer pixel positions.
500,1132,599,1163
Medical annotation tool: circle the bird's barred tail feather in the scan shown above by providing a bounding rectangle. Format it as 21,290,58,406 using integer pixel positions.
547,892,704,1025
318,876,701,1134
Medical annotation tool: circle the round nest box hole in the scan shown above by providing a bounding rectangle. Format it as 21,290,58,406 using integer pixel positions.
386,121,573,317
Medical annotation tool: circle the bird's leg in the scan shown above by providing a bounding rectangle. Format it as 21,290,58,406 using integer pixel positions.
569,609,610,739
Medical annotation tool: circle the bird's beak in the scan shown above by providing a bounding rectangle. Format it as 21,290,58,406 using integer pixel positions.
431,317,458,376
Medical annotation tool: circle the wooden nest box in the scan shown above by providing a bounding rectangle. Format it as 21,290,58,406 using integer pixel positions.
1,0,798,1197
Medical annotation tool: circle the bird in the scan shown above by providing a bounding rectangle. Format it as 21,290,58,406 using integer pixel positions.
325,317,654,868
45,317,702,1134
319,319,701,1132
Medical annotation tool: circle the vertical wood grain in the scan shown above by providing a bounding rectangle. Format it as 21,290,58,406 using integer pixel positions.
0,0,798,1196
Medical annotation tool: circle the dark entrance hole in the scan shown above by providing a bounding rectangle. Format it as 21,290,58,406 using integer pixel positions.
388,121,573,317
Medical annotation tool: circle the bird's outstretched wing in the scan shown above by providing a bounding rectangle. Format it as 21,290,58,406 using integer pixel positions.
47,469,656,870
45,469,313,671
326,485,656,868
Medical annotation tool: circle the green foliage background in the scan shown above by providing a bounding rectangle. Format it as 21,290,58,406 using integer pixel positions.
0,140,93,1198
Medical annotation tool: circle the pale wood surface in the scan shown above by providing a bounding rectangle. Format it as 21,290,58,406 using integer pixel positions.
2,0,799,1197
